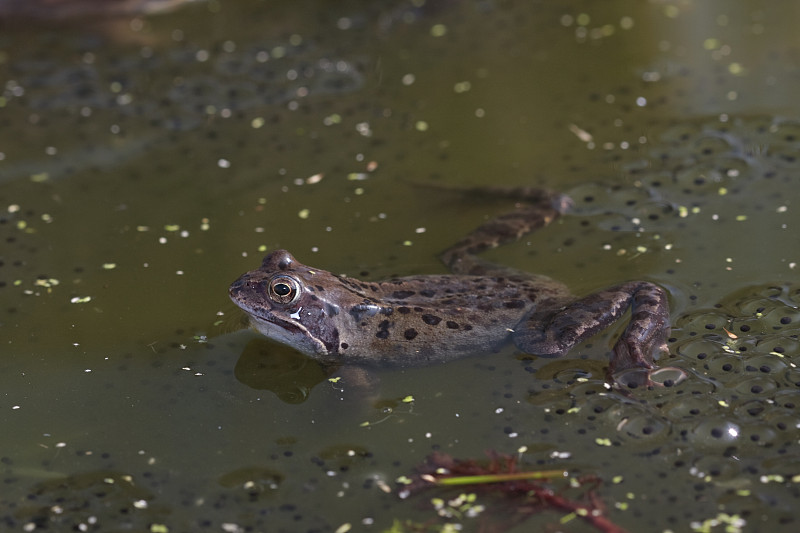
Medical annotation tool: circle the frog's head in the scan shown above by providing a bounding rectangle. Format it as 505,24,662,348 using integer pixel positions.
228,250,344,357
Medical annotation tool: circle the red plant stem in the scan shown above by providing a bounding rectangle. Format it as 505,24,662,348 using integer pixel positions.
535,487,629,533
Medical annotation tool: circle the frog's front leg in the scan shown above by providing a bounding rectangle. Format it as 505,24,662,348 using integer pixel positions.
513,282,670,374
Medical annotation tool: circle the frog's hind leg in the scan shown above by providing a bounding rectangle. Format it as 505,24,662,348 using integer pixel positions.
514,281,670,373
439,187,572,276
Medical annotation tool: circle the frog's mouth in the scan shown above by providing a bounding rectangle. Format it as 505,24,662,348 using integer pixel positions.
235,304,329,357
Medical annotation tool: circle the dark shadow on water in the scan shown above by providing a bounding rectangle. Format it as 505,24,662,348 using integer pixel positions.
234,338,330,404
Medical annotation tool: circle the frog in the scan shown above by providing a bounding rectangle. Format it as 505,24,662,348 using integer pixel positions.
228,186,672,384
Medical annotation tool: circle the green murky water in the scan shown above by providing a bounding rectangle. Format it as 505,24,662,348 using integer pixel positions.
3,1,800,531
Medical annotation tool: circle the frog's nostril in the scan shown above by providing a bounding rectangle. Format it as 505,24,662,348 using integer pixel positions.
229,278,247,294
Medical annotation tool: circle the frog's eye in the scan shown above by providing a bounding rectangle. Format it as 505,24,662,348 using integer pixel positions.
267,275,301,304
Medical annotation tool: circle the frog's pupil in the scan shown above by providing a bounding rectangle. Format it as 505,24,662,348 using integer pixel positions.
274,283,292,296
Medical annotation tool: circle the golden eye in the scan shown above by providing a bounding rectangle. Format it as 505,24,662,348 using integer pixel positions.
268,275,300,304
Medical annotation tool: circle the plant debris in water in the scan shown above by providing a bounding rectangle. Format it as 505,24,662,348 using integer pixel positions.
394,451,628,533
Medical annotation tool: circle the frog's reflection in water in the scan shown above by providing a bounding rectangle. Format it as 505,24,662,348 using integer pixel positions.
234,338,330,404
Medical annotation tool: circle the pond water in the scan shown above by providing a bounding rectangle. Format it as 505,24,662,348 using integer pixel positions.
2,1,800,532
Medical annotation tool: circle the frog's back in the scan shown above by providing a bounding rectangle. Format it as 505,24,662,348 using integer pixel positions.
335,273,570,365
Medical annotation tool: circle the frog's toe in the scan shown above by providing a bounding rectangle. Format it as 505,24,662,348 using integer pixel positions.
612,365,688,389
610,338,657,373
612,367,653,388
551,193,575,214
647,366,689,386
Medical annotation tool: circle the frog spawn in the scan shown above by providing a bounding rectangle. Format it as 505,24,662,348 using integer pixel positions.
4,469,165,531
565,116,800,236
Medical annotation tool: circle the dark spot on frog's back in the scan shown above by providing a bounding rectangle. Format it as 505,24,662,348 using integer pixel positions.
324,329,339,353
404,328,418,340
376,319,391,339
420,289,436,297
504,299,526,309
422,314,442,326
391,290,416,299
